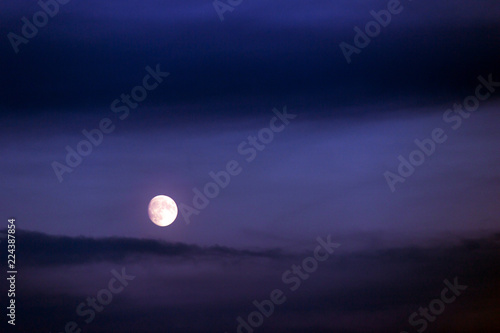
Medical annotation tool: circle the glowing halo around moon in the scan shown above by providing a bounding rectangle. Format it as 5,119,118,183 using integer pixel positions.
148,195,178,227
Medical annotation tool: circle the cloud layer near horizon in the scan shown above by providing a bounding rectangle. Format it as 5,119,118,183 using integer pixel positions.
2,229,499,333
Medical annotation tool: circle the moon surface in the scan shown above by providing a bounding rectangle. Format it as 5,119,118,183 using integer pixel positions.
148,195,178,227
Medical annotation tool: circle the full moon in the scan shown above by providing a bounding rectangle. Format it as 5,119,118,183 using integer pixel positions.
148,195,178,227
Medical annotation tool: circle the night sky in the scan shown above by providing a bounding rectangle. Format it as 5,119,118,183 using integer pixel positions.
1,1,500,332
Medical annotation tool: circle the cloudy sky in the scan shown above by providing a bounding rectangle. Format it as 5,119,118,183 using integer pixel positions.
1,0,500,332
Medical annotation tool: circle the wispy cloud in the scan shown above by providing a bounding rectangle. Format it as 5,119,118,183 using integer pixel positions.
10,229,290,266
14,230,500,333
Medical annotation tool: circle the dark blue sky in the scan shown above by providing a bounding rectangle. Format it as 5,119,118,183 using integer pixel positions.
1,1,500,332
1,0,500,114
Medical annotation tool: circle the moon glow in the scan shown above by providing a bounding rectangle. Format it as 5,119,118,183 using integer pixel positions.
148,195,178,227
